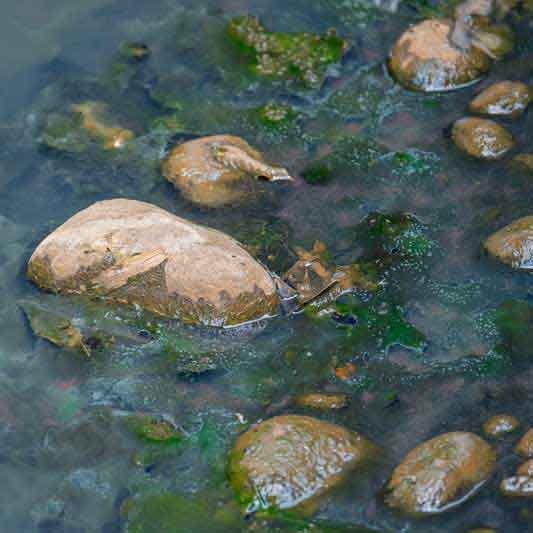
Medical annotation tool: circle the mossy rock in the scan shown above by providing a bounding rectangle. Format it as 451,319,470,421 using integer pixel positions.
256,102,299,130
124,415,182,444
227,15,348,88
496,300,533,360
40,112,92,153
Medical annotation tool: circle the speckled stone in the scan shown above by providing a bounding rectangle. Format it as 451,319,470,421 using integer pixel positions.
483,414,520,437
470,81,531,118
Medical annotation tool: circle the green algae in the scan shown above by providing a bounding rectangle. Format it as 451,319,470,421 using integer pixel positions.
496,300,533,361
335,295,427,354
227,15,348,88
40,112,93,154
124,415,183,444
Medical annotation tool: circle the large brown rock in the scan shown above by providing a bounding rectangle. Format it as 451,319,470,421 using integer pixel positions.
389,19,490,92
452,117,514,160
27,199,280,327
484,216,533,270
384,432,496,515
161,135,292,208
228,415,375,513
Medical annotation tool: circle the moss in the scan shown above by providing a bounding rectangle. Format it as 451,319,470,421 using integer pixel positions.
496,300,533,360
302,162,336,185
40,112,92,153
227,15,348,88
256,102,299,129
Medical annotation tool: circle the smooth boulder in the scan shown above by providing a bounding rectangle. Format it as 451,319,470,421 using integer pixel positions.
484,216,533,270
389,19,490,92
228,415,375,513
384,432,496,515
452,117,514,160
161,135,292,208
470,81,532,118
27,199,279,327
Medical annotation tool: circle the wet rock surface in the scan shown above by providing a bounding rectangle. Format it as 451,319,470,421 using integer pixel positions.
469,81,532,118
484,216,533,270
452,117,514,160
161,135,293,208
294,392,348,410
389,19,490,92
384,432,496,515
483,414,520,437
228,415,375,512
516,429,533,458
27,199,280,326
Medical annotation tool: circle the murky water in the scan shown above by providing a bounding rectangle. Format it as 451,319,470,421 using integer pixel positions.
1,0,533,531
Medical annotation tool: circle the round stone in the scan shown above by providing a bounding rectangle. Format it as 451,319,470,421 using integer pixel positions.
228,415,375,513
483,414,520,437
384,432,496,515
484,216,533,270
389,19,490,92
452,117,514,160
294,393,349,410
469,81,532,118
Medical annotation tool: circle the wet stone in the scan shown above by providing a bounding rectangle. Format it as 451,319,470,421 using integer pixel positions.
500,475,533,497
517,460,533,477
124,414,182,443
483,414,520,437
516,429,533,458
512,154,533,171
484,216,533,270
161,135,293,208
384,432,496,515
469,81,532,118
452,117,514,160
228,415,375,513
294,393,348,410
389,19,490,93
27,199,280,327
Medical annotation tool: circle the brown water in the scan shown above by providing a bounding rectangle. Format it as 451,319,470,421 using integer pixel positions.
1,0,533,531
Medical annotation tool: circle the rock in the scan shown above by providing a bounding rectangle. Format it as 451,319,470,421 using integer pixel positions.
227,15,348,88
27,199,280,327
452,117,514,160
124,414,183,443
294,393,348,410
120,42,151,61
389,19,490,92
517,460,533,476
71,101,134,150
484,216,533,269
512,154,533,171
516,429,533,458
161,135,293,208
384,432,496,515
470,81,531,118
228,415,375,513
483,414,520,437
500,475,533,497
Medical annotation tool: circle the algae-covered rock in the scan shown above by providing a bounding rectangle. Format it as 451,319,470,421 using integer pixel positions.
161,135,293,207
256,102,299,130
500,475,533,497
294,393,348,410
470,81,531,118
495,300,533,360
389,19,490,92
484,216,533,269
518,460,533,476
516,429,533,458
120,42,151,62
40,112,93,153
124,414,182,443
228,415,375,513
27,199,280,327
483,414,520,437
452,117,514,160
512,154,533,172
227,15,348,88
384,432,496,515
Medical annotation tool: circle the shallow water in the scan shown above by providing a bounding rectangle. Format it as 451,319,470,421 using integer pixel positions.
1,0,533,531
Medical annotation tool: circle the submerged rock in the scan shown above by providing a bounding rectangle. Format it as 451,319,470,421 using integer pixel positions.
161,135,293,207
512,154,533,172
516,429,533,458
500,475,533,497
484,216,533,269
227,15,348,88
389,19,490,92
384,432,496,515
27,199,280,327
452,117,514,160
124,414,182,443
517,460,533,476
294,393,348,410
469,81,532,118
483,414,520,437
71,101,134,150
228,415,375,513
